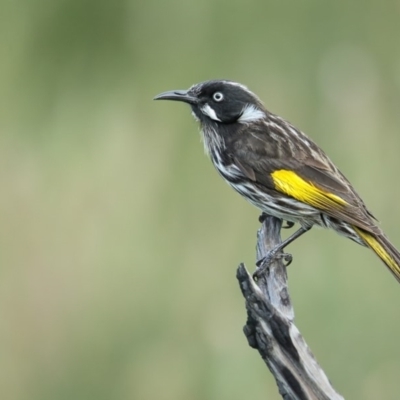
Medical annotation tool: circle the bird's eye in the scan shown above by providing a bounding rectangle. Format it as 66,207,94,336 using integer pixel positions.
213,92,224,102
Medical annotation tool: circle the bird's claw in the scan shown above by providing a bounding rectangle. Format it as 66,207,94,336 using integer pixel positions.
258,213,269,223
283,252,293,266
259,215,294,230
253,250,293,280
282,221,295,229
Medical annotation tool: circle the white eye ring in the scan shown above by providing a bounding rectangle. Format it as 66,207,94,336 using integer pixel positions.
213,92,224,102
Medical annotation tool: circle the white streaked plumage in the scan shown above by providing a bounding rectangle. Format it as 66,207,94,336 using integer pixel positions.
201,126,225,156
191,111,200,121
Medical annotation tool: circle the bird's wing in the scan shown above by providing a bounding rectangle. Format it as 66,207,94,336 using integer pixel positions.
232,136,378,233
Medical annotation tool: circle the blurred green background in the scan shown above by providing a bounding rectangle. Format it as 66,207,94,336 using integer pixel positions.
1,1,400,399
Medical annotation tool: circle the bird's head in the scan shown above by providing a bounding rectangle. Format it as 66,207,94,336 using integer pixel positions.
154,80,266,125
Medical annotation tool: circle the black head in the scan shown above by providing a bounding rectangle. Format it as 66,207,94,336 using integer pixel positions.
154,80,266,125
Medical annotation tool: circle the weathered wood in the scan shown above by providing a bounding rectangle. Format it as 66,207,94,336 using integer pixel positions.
237,216,344,400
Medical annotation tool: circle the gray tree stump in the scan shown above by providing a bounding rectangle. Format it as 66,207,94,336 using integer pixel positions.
237,215,344,400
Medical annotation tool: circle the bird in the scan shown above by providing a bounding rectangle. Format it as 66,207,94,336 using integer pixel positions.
154,79,400,282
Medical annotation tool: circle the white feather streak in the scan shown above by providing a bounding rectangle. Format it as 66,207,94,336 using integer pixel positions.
201,104,221,122
238,105,266,123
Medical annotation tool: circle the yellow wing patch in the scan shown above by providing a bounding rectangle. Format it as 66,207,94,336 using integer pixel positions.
271,169,347,210
353,227,400,276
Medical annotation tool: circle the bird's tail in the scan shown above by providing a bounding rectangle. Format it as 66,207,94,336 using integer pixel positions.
354,227,400,283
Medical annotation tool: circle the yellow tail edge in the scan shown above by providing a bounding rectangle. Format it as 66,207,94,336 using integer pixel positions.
353,226,400,282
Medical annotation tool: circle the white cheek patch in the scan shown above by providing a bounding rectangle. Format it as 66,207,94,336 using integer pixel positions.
238,104,266,123
201,104,221,122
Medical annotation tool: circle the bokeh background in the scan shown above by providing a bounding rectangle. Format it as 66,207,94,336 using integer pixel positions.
1,1,400,399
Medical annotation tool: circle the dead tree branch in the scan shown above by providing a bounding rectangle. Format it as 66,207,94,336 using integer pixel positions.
237,216,344,400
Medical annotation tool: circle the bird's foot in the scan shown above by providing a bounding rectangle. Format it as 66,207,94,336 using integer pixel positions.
282,221,295,229
253,249,293,280
258,212,269,223
259,214,294,230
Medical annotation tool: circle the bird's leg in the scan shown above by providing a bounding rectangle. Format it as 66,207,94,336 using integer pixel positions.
254,225,311,280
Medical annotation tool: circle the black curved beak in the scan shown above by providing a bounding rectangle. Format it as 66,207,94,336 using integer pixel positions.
153,90,198,105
